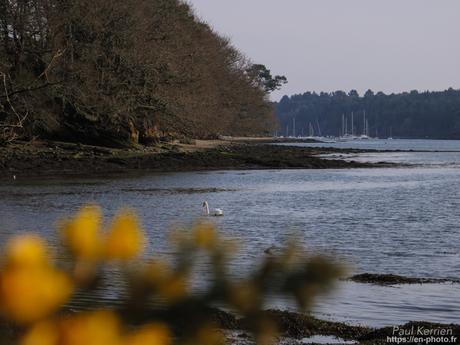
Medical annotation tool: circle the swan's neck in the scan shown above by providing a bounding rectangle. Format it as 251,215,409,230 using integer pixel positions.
203,202,209,215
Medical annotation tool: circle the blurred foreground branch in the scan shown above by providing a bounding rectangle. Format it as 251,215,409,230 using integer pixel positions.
0,205,344,345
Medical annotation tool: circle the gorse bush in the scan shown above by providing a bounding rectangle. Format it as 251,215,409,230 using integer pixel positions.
0,205,343,345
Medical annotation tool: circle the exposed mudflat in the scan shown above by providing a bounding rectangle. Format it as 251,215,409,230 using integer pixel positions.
0,140,393,179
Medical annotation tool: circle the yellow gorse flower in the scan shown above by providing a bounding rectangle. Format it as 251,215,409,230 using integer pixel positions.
61,205,103,260
105,209,145,261
124,323,172,345
0,235,73,324
20,313,172,345
20,320,59,345
61,206,146,262
60,310,123,345
4,235,49,268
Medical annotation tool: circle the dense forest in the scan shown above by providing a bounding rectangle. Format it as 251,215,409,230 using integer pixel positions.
0,0,285,146
276,89,460,139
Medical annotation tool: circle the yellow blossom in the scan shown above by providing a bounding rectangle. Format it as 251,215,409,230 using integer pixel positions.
61,205,103,260
60,311,123,345
0,235,73,324
4,234,49,268
125,323,172,345
20,320,59,345
105,210,145,261
0,265,73,323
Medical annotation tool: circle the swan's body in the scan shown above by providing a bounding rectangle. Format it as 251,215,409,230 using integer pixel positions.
202,201,224,217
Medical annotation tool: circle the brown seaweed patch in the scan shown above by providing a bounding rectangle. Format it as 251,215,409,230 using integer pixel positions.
348,273,460,286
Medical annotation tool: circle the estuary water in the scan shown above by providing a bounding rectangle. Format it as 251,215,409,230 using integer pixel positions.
0,139,459,327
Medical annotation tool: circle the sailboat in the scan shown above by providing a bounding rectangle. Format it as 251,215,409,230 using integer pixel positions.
359,110,370,140
306,122,315,138
388,127,393,140
339,112,358,141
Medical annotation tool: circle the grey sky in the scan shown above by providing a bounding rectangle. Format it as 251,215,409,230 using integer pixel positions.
187,0,460,100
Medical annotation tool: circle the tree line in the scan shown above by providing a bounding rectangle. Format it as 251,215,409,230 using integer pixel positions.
276,89,460,139
0,0,286,146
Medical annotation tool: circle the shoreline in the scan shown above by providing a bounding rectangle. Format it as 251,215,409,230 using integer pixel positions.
138,307,459,344
1,306,458,344
0,139,398,180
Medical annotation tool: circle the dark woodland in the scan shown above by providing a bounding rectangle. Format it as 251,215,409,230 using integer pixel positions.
0,0,285,146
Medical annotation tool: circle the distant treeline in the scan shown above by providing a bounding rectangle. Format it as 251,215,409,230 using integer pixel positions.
276,89,460,139
0,0,285,146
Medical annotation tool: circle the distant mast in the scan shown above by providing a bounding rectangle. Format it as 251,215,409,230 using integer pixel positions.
362,109,369,137
363,110,366,136
316,118,322,137
345,116,348,136
351,111,354,136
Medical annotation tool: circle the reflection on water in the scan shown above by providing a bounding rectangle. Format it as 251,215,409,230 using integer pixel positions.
268,282,460,328
1,139,460,327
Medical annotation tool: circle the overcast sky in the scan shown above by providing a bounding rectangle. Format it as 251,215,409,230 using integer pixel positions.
187,0,460,100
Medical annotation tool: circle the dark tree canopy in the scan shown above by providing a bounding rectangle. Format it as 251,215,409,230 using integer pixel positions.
0,0,285,146
246,64,288,94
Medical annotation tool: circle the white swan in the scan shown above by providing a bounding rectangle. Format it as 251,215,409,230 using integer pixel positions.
202,201,224,217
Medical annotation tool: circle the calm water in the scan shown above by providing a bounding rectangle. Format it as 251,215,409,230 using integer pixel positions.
282,139,460,167
282,138,460,151
1,139,459,327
